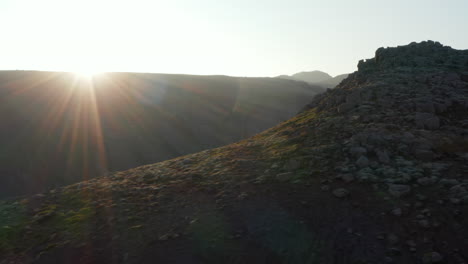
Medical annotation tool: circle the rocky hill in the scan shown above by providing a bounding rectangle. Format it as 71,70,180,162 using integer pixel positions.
0,72,324,198
1,41,468,263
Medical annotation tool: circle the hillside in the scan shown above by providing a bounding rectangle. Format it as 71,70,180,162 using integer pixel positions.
278,71,349,88
1,41,468,263
0,72,324,198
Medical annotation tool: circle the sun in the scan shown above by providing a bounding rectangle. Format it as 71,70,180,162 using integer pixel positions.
73,69,102,79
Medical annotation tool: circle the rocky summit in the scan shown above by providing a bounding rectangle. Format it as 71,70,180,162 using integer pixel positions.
1,41,468,264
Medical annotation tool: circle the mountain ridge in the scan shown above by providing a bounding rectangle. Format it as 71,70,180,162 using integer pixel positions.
278,70,349,88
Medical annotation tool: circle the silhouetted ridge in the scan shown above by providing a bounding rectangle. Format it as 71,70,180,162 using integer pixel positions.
303,41,468,113
358,40,468,72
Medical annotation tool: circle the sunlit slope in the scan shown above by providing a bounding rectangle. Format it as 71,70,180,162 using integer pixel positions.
0,71,324,198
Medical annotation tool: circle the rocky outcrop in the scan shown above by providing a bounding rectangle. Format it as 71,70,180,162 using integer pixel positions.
358,40,468,73
290,41,468,263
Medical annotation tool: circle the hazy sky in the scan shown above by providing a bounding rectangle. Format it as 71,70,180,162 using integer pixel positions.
0,0,467,77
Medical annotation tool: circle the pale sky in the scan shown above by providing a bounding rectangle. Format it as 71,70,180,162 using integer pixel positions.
0,0,467,77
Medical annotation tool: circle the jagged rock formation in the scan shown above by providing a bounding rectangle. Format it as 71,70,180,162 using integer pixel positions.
358,41,468,73
1,41,468,263
302,40,468,200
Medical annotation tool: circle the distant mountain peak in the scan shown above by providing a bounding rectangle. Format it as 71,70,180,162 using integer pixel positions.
291,70,332,83
278,70,348,88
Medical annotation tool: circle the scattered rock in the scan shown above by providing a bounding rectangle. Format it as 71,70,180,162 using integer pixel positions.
376,149,391,164
415,113,440,130
391,208,403,217
413,149,434,161
417,177,437,186
356,156,370,168
461,195,468,204
460,72,468,82
419,219,430,228
276,172,294,182
158,234,169,241
332,188,350,198
388,184,411,198
406,240,417,248
422,252,443,263
416,194,427,201
387,234,399,245
284,159,301,170
350,146,367,157
337,174,355,183
384,256,394,263
439,178,459,187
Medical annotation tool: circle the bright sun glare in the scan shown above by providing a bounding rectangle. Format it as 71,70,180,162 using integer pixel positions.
73,69,103,78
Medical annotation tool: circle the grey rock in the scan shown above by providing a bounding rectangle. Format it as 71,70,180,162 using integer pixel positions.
338,102,356,113
388,247,401,256
419,219,430,228
450,185,468,197
415,112,440,130
417,177,437,186
460,72,468,82
461,195,468,204
284,159,301,170
439,178,459,187
332,188,350,198
356,156,370,168
376,149,391,164
387,233,399,245
401,132,415,144
414,201,425,208
446,72,460,81
346,90,362,106
356,168,376,182
388,184,411,197
391,208,403,216
276,172,294,182
406,240,417,248
416,194,427,201
416,101,435,113
413,149,434,161
434,103,448,113
337,174,355,183
350,146,367,157
422,252,443,263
